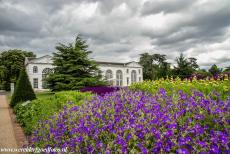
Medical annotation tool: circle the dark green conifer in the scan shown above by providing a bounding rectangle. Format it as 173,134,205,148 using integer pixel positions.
10,68,36,107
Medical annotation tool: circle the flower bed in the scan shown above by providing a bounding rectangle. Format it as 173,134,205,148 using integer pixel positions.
80,86,121,96
30,89,229,153
130,77,230,100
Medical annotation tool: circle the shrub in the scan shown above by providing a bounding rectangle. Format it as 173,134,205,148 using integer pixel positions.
14,91,92,135
10,68,36,107
30,89,229,153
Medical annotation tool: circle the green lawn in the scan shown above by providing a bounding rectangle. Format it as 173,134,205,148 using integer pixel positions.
8,91,54,103
35,91,55,99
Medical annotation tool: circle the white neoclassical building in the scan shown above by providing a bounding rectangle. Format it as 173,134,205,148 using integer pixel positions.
25,55,143,90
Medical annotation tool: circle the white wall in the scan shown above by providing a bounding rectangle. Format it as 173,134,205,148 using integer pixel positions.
26,62,143,90
26,63,54,90
99,65,143,86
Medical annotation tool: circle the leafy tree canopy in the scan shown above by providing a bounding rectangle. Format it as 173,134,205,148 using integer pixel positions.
173,53,199,79
139,53,171,80
208,64,222,76
46,35,106,91
0,49,36,90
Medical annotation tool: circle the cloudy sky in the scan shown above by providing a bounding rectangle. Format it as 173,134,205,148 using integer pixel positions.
0,0,230,69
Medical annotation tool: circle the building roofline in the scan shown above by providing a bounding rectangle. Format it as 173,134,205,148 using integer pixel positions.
95,60,141,65
25,55,142,67
25,55,52,65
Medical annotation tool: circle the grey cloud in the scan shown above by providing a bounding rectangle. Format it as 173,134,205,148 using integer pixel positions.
0,7,41,32
0,0,229,68
141,0,196,15
142,0,230,56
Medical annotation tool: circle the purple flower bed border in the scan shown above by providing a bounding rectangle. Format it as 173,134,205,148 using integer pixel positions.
80,86,121,96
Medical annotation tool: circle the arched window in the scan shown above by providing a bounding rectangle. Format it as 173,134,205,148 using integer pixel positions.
33,66,38,73
42,68,53,89
116,70,123,86
105,70,113,85
131,70,137,83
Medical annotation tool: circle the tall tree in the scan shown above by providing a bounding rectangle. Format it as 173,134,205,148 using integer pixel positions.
139,53,171,80
173,53,199,79
46,35,106,91
158,62,171,79
208,64,222,76
0,49,36,90
139,53,154,80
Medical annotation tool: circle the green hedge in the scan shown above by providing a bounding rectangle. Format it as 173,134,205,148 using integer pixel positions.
13,91,92,135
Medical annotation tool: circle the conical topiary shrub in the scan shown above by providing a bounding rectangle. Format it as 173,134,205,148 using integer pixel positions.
10,68,36,107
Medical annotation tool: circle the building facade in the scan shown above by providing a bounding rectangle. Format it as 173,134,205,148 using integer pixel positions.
25,55,143,90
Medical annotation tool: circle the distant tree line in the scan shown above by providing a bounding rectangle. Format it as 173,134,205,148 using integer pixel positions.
139,52,229,80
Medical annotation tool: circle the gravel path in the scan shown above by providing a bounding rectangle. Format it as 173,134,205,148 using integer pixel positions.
0,93,19,153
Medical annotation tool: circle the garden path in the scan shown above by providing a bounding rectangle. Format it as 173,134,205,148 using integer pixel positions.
0,93,19,153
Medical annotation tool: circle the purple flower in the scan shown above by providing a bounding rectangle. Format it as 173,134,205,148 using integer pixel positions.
30,89,230,153
197,140,207,148
177,149,189,154
126,134,132,141
210,144,220,153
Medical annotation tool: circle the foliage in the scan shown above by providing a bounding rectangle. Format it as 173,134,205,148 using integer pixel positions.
209,64,222,76
139,52,200,80
223,66,230,72
14,91,92,135
194,69,212,79
130,76,230,100
10,68,36,107
80,86,121,96
30,89,229,153
173,53,199,79
0,65,6,89
46,35,106,91
139,53,171,80
0,49,36,90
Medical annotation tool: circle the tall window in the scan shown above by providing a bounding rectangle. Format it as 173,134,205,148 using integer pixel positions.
42,68,53,89
139,69,141,74
127,77,129,85
116,70,123,86
33,78,38,88
33,66,38,73
139,77,141,82
126,69,129,73
105,70,113,85
131,70,137,83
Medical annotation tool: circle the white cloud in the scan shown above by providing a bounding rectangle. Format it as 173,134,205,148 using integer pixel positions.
0,0,229,68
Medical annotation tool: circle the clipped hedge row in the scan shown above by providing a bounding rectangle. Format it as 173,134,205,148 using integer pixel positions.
13,91,92,135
